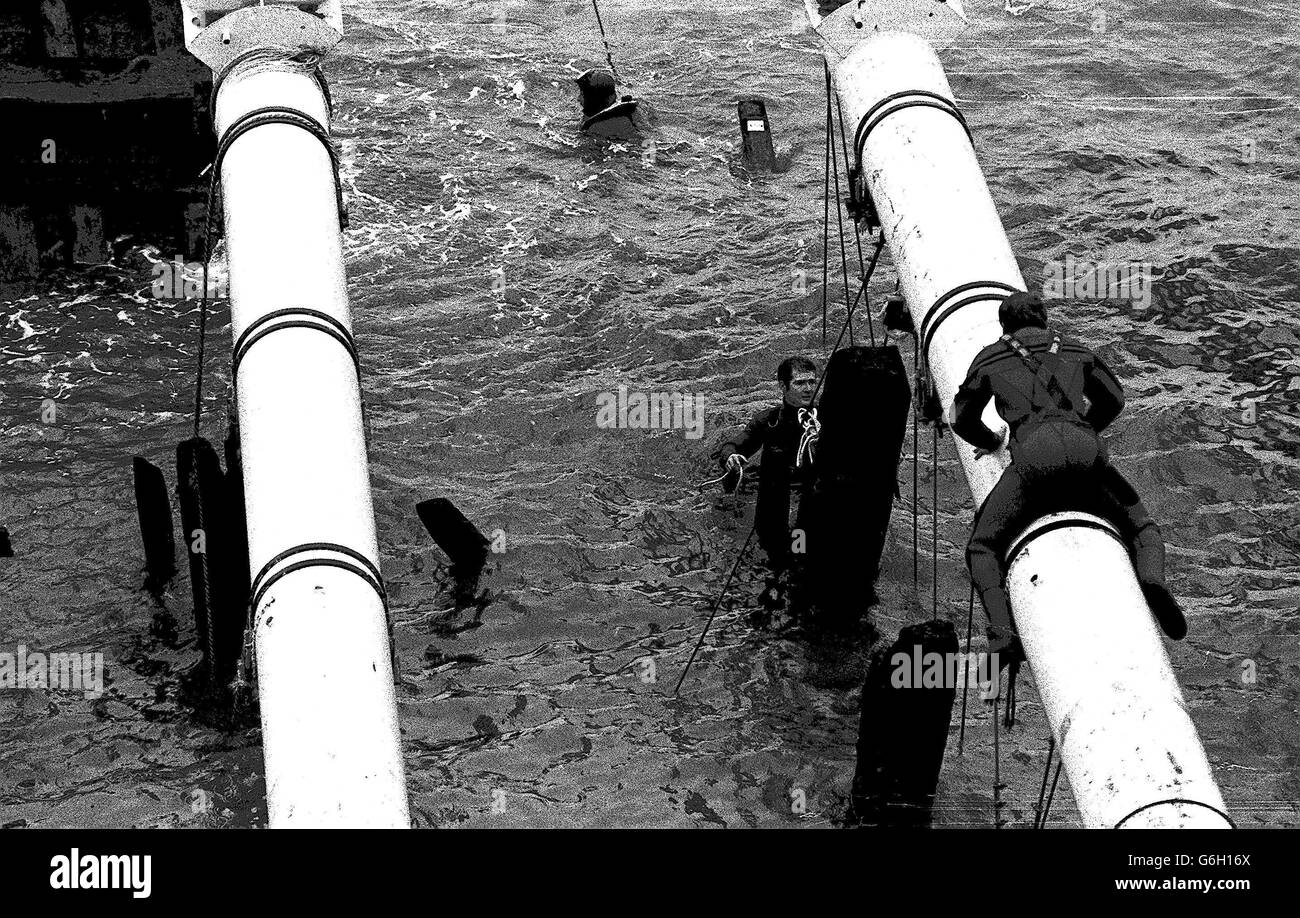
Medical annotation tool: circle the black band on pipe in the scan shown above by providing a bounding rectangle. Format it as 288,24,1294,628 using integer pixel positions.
252,541,384,595
1113,799,1236,829
250,541,387,614
853,89,972,164
917,281,1020,368
213,105,348,231
1004,516,1125,567
211,49,335,121
231,308,360,380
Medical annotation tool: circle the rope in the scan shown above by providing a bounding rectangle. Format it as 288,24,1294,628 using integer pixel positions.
697,455,746,490
182,452,218,689
931,422,939,620
795,408,820,468
194,263,212,439
810,234,886,407
1004,662,1019,728
1041,760,1063,828
1034,733,1055,826
912,347,919,598
821,65,832,348
674,522,758,694
834,91,876,347
993,695,1008,828
958,579,974,754
824,62,854,347
589,0,622,85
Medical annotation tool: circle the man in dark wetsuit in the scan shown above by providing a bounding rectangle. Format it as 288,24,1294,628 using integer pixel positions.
952,292,1186,663
716,357,819,600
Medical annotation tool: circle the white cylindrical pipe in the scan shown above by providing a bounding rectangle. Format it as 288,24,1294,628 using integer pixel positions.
215,62,409,828
1010,514,1228,827
832,31,1228,828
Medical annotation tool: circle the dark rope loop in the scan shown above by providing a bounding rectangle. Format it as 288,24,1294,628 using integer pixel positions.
213,105,348,234
249,541,388,616
918,281,1021,373
231,307,361,382
1113,799,1236,829
210,47,334,123
251,540,385,598
1005,515,1125,566
853,89,973,164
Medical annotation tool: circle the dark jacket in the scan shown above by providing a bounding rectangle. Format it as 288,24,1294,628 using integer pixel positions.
717,402,812,566
952,326,1125,451
717,403,806,472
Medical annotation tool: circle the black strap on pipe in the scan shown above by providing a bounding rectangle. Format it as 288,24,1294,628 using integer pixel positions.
211,105,349,238
853,89,973,164
1004,515,1126,567
211,48,335,122
231,307,361,381
249,541,388,615
918,280,1021,370
1113,799,1236,829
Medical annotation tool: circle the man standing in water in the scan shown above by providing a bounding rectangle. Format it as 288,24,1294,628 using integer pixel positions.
716,356,819,607
952,292,1187,664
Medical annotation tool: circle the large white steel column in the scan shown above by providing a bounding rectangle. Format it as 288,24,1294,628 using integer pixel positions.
185,2,409,827
824,14,1229,827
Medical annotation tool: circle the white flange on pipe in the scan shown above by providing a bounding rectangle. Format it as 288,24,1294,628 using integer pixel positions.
195,2,409,828
829,27,1229,828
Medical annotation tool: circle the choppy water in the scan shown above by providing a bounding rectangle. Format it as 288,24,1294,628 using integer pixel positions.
1,0,1297,828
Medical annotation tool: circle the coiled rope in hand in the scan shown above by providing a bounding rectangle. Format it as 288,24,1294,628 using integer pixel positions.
796,408,820,468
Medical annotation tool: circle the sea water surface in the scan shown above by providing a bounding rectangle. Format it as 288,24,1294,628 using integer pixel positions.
1,1,1297,827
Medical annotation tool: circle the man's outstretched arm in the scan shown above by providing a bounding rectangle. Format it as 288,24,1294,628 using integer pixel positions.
1084,354,1125,432
952,366,1004,452
716,410,770,466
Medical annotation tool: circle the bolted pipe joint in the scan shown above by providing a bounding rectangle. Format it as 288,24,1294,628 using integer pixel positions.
180,1,344,71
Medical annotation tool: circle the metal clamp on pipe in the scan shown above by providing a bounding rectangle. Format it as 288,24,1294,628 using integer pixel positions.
181,1,343,71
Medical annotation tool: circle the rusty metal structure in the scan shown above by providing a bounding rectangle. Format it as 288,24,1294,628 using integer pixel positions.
0,1,212,282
